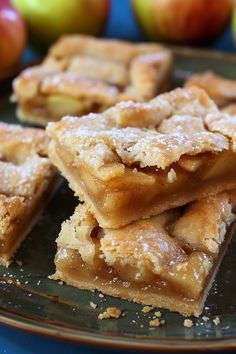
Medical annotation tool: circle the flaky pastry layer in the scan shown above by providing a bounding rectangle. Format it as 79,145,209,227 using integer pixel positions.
13,35,172,125
0,123,57,265
185,71,236,108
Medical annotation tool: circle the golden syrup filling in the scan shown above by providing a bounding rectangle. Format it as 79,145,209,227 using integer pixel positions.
54,144,236,228
55,245,213,301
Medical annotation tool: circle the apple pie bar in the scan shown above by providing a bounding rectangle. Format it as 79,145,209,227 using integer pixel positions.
0,123,57,266
47,86,236,229
185,71,236,109
52,192,236,317
12,35,172,126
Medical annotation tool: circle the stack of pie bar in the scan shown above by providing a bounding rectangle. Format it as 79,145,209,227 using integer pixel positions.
0,123,56,266
47,86,236,316
12,35,172,126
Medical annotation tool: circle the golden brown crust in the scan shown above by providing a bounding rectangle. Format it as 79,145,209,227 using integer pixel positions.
172,193,234,255
185,71,236,108
204,112,236,150
13,35,172,125
0,123,56,265
12,66,58,101
67,55,129,86
41,73,119,105
56,204,97,265
49,34,168,64
0,195,25,238
47,87,228,171
0,122,49,158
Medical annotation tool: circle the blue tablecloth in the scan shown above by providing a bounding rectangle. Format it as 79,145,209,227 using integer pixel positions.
1,1,236,353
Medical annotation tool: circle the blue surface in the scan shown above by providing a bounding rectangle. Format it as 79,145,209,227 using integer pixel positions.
3,0,236,353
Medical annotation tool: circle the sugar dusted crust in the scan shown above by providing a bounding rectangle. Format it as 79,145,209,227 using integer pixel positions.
47,87,228,170
0,123,57,265
47,87,236,228
13,35,172,125
185,72,236,148
53,193,235,316
185,71,236,108
205,113,236,151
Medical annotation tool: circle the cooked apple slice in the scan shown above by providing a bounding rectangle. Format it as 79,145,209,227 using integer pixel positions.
47,95,92,118
202,150,236,180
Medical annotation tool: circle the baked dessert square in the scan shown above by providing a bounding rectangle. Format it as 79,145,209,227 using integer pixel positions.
0,123,57,266
12,35,172,126
51,192,236,317
185,71,236,109
47,86,236,228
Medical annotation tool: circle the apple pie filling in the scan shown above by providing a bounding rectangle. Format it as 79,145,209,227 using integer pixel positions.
0,123,57,266
18,94,101,126
50,142,236,228
52,193,235,316
13,35,172,126
47,87,236,228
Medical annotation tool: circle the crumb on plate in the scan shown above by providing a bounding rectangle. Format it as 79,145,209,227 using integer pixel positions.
213,316,220,326
98,307,122,320
90,301,97,309
184,319,193,328
142,306,154,313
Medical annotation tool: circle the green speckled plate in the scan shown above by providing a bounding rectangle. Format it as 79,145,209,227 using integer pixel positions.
1,48,236,352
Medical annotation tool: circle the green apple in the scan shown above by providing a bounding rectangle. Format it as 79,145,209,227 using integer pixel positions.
12,0,109,50
132,0,232,44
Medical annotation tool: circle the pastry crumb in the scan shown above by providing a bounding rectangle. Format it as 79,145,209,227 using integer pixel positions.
167,168,177,183
142,306,154,313
90,301,97,309
205,238,218,253
7,279,13,284
154,311,162,317
149,317,165,327
202,316,209,321
58,281,63,286
213,316,220,325
98,293,104,298
16,260,23,266
183,319,193,328
149,319,161,327
98,307,122,320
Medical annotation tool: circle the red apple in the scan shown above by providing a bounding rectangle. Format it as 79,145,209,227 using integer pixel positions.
12,0,110,50
0,0,26,73
132,0,232,44
232,3,236,43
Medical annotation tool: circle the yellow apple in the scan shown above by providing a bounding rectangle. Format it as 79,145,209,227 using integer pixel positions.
132,0,232,44
12,0,110,49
